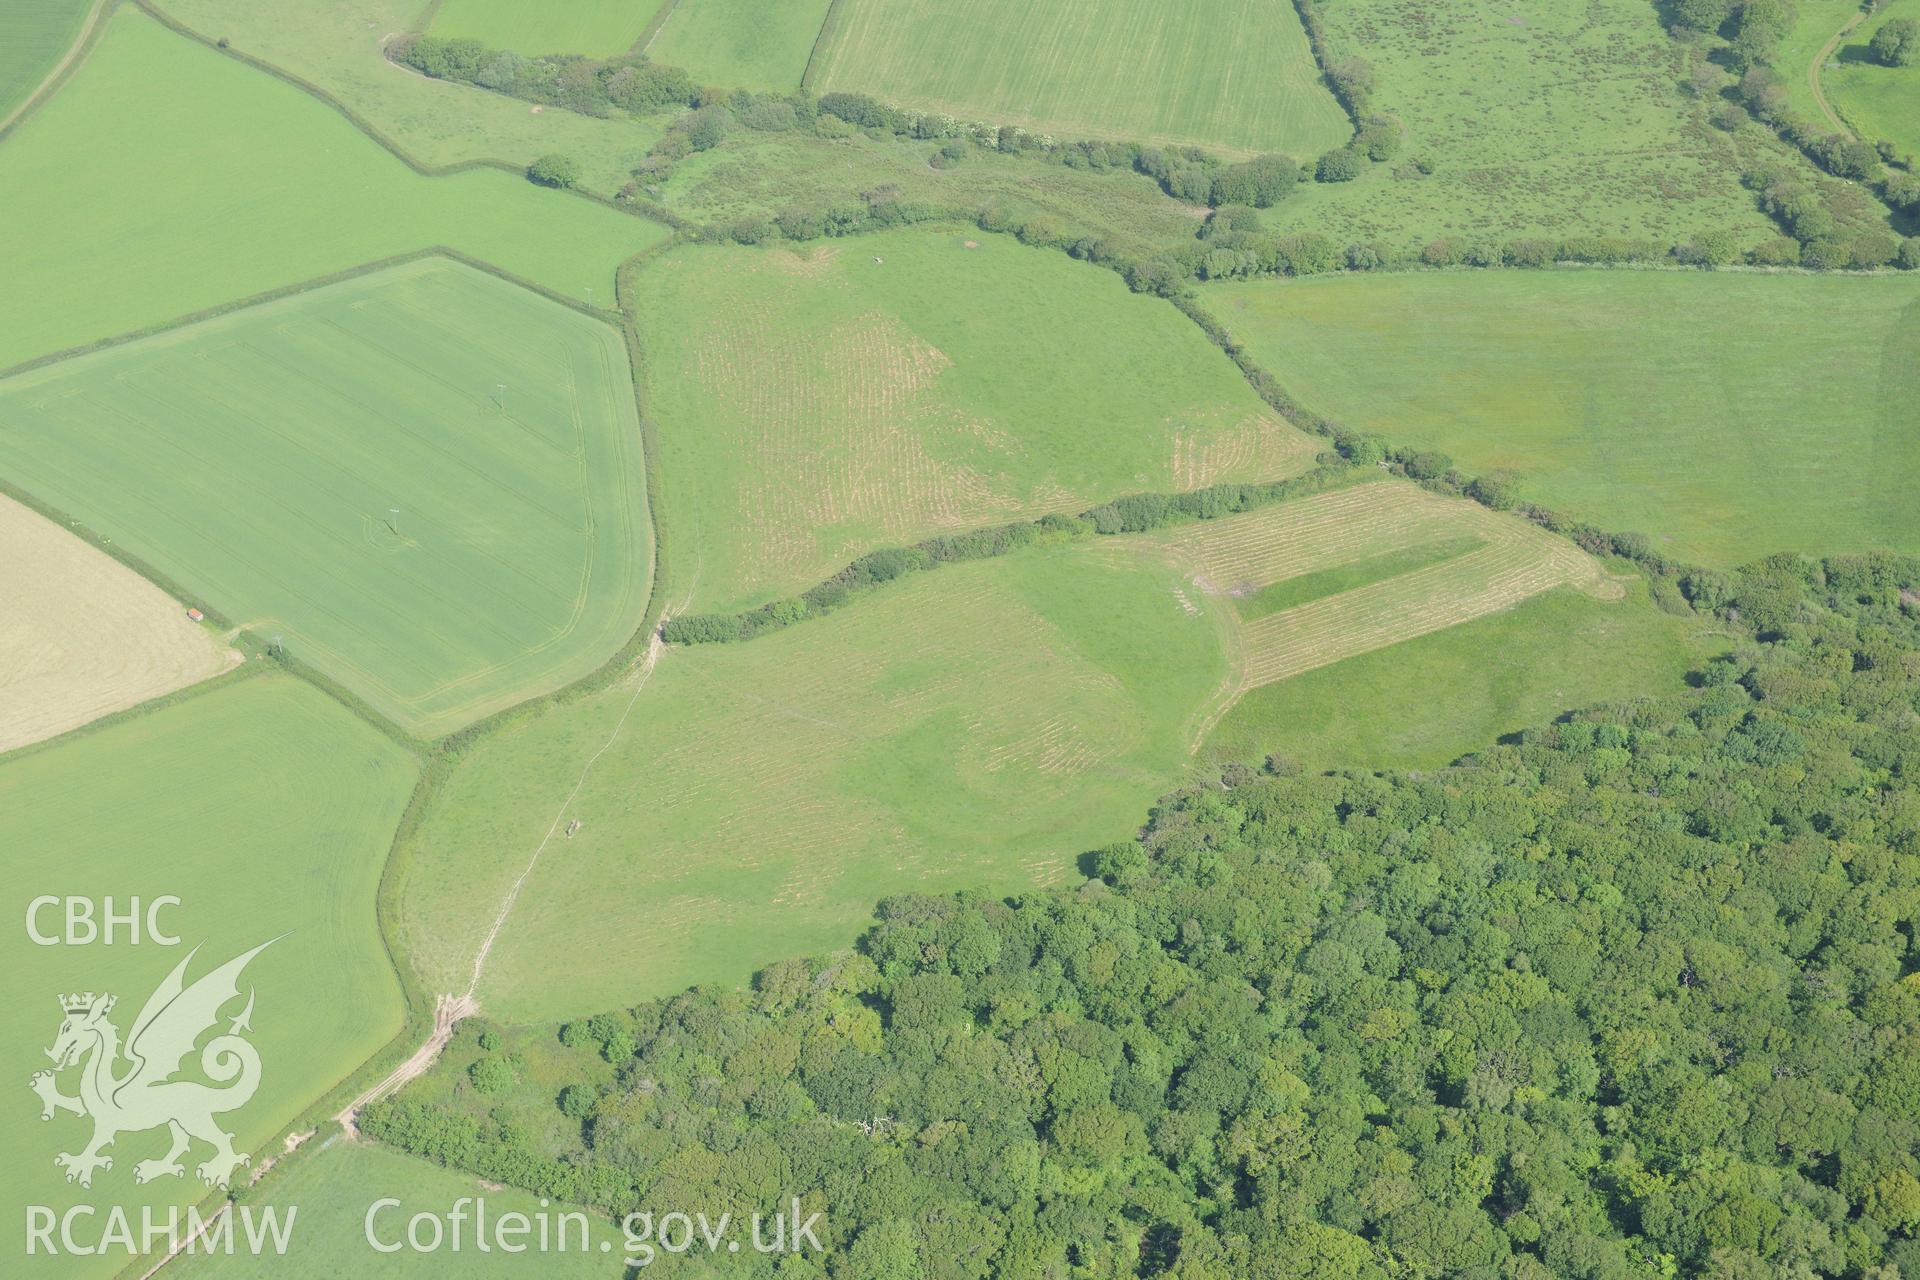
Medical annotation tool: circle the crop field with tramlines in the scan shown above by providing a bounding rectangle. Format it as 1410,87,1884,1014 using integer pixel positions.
638,230,1318,613
396,540,1230,1020
1208,271,1920,565
1156,479,1618,691
0,7,668,371
429,0,651,56
0,258,651,737
0,493,235,752
0,674,415,1264
647,0,835,91
809,0,1352,156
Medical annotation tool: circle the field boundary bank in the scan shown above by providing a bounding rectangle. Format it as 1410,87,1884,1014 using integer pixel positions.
663,464,1367,647
1289,0,1364,138
107,240,683,1269
131,0,687,230
0,0,119,145
798,0,848,91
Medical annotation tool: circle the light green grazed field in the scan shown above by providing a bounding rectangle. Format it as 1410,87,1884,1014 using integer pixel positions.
0,0,91,119
0,7,668,372
0,258,651,737
647,0,834,91
0,674,416,1276
430,0,654,56
398,540,1231,1021
638,230,1319,614
173,1141,626,1278
1208,271,1920,565
809,0,1352,156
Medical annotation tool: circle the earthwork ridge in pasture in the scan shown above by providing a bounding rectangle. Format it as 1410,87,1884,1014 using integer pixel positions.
639,232,1319,614
1160,480,1619,691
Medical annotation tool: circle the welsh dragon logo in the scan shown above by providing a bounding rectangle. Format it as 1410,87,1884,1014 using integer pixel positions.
30,940,275,1190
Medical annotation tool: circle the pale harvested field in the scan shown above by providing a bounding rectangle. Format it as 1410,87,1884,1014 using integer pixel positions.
0,492,234,752
1160,480,1618,690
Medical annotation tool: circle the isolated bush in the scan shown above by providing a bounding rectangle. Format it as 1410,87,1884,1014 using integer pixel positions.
526,154,579,188
1314,148,1362,182
1356,121,1402,161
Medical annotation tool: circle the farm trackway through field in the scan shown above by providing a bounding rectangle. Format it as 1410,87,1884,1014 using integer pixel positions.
338,625,671,1133
1809,11,1864,136
0,0,108,136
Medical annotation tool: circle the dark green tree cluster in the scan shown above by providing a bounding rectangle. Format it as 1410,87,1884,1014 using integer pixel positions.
369,554,1920,1278
1871,18,1918,67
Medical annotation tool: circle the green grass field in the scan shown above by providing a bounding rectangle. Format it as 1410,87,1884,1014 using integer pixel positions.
0,0,91,120
398,538,1231,1021
0,7,668,372
638,230,1318,613
1208,271,1920,565
153,0,669,195
0,258,651,737
1204,582,1705,771
172,1140,627,1278
808,0,1352,156
646,0,833,91
431,0,654,56
1265,0,1779,245
0,673,416,1275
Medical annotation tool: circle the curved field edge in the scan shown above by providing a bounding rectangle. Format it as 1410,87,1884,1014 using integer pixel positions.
0,5,673,371
0,0,103,130
0,671,418,1271
0,255,654,738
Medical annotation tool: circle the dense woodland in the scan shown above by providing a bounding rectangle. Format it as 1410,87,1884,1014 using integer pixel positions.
367,554,1920,1277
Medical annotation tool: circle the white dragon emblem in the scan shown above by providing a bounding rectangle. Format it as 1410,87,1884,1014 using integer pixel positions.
29,940,275,1190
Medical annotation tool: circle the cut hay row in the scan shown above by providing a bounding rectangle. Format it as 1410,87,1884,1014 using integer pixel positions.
1237,538,1609,687
0,491,236,753
1153,477,1615,690
1162,480,1484,586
